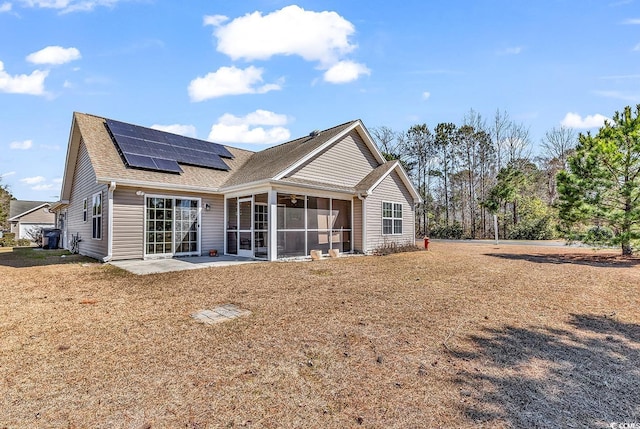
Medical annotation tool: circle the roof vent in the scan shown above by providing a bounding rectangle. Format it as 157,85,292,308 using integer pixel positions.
309,129,320,138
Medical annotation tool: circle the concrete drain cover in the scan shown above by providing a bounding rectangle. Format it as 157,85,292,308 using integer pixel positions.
192,304,251,325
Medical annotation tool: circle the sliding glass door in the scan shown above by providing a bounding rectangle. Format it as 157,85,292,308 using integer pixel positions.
145,196,200,257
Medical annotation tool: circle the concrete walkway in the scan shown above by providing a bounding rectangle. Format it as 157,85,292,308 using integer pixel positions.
110,255,260,275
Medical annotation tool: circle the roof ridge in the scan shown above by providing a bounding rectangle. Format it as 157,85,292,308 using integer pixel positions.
258,119,359,153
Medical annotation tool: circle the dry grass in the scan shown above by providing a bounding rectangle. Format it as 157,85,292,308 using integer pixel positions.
1,243,639,428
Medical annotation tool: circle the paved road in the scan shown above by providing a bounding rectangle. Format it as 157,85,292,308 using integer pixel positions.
418,239,583,248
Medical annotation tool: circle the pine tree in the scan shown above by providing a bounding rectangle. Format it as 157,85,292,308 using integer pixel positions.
557,105,640,255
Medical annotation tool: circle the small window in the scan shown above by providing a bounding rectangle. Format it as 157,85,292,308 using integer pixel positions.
83,198,87,222
92,192,102,240
382,202,403,235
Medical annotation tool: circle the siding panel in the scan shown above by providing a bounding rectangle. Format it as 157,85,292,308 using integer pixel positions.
112,187,144,260
353,197,362,252
66,139,108,260
17,208,55,224
112,187,224,260
364,171,415,252
288,131,379,187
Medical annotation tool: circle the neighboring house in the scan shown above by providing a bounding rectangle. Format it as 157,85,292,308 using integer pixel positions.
51,112,421,262
9,200,55,240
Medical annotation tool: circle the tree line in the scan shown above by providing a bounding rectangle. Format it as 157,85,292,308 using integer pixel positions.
372,105,640,255
372,109,576,241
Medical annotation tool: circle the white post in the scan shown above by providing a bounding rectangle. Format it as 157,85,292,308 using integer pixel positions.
268,189,278,261
493,214,499,245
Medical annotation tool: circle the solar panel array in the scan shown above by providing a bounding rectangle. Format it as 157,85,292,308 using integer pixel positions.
105,119,233,174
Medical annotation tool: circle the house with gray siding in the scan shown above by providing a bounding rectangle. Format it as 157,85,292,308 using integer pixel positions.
51,112,421,262
8,200,55,240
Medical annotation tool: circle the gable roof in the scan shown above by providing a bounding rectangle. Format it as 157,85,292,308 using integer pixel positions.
59,113,255,200
56,113,420,204
9,200,51,221
356,160,422,203
221,119,387,190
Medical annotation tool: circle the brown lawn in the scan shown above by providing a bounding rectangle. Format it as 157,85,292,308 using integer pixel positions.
1,243,639,428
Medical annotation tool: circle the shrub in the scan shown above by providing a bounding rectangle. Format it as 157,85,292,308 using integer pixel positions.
508,217,555,240
16,238,32,247
373,241,422,256
582,226,614,247
429,222,464,239
0,233,16,247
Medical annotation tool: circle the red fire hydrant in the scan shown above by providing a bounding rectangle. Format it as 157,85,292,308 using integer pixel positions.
424,236,430,250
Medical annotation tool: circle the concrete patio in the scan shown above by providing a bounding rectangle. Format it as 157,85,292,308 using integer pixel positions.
110,255,260,275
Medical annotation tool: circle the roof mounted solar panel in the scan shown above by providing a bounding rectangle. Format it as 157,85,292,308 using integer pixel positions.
153,157,183,173
105,118,233,174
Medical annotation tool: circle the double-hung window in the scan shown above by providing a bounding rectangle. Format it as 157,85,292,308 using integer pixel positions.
92,192,102,239
82,198,88,222
382,202,403,235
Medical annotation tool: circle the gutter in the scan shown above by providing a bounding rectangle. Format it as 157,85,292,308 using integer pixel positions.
103,181,116,262
96,177,223,195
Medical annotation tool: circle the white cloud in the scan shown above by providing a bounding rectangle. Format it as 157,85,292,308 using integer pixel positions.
634,43,640,51
188,65,281,102
498,46,524,55
212,5,357,66
18,0,121,13
623,18,640,24
208,110,291,144
593,90,638,101
0,2,11,12
422,91,431,100
600,74,640,80
31,183,54,191
1,171,16,178
10,139,33,150
52,177,63,184
20,175,45,185
561,112,609,129
203,14,228,27
26,46,81,65
150,123,197,138
39,144,61,150
0,61,48,95
323,60,370,84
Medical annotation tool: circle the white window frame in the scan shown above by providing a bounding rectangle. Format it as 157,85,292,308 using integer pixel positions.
92,192,102,240
83,198,88,223
143,194,202,258
382,201,403,235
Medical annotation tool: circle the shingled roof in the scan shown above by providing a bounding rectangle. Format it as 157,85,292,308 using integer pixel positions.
59,113,256,200
57,113,421,204
221,121,358,188
9,200,51,220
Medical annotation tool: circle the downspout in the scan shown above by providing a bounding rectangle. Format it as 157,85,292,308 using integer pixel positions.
103,181,116,262
357,192,367,254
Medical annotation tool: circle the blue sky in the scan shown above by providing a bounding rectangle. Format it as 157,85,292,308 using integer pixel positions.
1,0,638,201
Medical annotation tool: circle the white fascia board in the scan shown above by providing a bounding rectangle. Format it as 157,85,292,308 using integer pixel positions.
270,182,354,200
49,200,69,212
59,114,80,201
355,120,387,165
8,203,51,221
273,121,382,180
96,177,223,195
365,161,423,204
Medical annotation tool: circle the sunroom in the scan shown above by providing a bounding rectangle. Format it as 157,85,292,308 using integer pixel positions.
225,191,353,261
